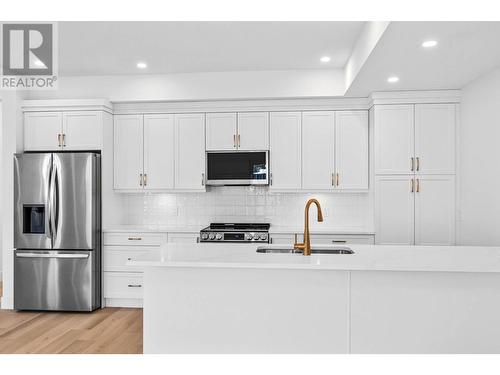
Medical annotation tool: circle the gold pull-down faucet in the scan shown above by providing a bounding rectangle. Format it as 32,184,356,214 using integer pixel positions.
294,198,324,256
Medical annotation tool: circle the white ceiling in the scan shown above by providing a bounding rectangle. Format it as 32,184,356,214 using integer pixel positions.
346,22,500,96
58,21,364,76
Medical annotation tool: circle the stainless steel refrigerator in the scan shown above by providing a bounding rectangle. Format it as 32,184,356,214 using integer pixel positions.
14,152,101,311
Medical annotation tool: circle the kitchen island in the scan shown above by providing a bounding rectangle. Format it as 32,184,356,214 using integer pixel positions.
129,243,500,354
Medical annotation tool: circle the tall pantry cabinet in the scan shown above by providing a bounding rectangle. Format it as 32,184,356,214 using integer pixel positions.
374,103,457,245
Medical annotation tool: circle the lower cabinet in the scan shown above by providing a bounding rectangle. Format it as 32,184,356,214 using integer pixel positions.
375,175,455,245
167,232,200,243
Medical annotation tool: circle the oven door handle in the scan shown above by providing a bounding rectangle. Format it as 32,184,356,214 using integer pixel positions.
16,252,89,259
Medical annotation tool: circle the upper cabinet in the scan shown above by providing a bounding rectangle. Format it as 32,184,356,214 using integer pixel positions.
414,104,456,175
237,112,269,150
374,104,456,175
269,112,302,190
113,113,205,192
301,110,369,191
175,113,206,191
206,112,269,151
23,100,111,151
374,105,415,175
302,111,335,190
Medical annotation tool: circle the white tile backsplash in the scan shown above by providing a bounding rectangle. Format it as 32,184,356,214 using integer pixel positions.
109,186,374,231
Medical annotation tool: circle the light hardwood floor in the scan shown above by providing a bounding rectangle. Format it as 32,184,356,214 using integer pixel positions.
0,283,143,354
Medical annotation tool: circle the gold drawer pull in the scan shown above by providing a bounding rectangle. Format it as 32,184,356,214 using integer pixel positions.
127,237,142,241
410,178,414,193
127,284,142,288
332,240,347,244
416,157,420,171
416,178,420,193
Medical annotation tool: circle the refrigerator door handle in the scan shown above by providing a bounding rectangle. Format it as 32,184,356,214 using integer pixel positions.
54,165,60,240
16,252,89,259
48,160,57,240
47,161,53,240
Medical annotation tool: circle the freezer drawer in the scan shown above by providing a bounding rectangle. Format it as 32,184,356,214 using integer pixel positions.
14,250,100,311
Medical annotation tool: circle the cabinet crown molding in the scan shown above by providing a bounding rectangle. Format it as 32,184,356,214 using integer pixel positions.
22,99,113,114
368,90,461,107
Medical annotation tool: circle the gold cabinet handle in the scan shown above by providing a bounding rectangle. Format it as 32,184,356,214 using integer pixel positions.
127,284,142,288
139,173,143,187
331,173,335,186
57,134,61,147
201,173,205,186
416,178,420,193
62,133,66,147
269,172,273,186
410,178,414,193
238,134,241,148
336,173,340,186
416,157,420,171
233,134,236,148
411,157,414,171
127,237,142,241
143,173,147,187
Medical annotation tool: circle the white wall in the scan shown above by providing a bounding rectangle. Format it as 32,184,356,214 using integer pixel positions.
459,66,500,245
25,69,346,102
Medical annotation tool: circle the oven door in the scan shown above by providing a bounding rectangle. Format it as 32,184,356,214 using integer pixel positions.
206,151,268,185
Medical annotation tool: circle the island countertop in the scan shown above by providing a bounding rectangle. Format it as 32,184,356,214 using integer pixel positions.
127,243,500,273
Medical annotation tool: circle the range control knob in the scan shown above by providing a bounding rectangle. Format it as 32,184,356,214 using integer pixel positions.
260,233,268,241
216,233,223,240
245,233,254,241
201,233,209,240
208,233,215,240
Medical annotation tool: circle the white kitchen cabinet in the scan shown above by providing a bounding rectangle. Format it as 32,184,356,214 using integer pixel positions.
206,112,237,150
175,113,206,190
25,111,103,151
375,175,415,245
206,112,269,151
414,175,455,245
414,104,456,175
374,105,415,175
302,111,336,190
335,111,369,190
375,175,455,245
237,112,269,150
168,232,200,243
62,111,103,150
270,233,375,245
144,114,175,190
113,114,144,190
24,112,63,151
269,112,302,190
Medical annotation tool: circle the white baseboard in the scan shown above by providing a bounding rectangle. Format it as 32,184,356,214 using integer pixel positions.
104,298,143,308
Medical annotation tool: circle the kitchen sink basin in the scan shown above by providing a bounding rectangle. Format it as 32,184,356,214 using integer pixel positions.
256,246,354,255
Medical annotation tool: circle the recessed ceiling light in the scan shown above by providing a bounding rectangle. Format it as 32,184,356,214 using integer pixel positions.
387,76,399,83
320,56,331,63
422,40,438,48
137,62,147,69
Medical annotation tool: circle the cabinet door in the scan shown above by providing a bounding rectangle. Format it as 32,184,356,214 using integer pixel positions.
63,111,103,150
24,112,63,151
206,113,237,150
269,112,302,190
113,115,144,190
375,175,415,245
175,113,206,190
414,175,455,245
374,105,414,174
415,104,456,175
144,114,174,190
335,111,369,190
237,112,269,150
302,111,335,190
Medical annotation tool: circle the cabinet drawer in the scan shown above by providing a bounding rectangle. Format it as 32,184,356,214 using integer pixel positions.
270,233,375,245
167,232,200,243
103,247,154,272
104,232,164,246
103,272,143,299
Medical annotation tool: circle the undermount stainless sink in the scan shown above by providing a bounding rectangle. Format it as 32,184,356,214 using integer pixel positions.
256,246,355,255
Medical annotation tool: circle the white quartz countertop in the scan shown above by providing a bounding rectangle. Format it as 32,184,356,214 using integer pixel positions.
127,243,500,273
104,225,374,235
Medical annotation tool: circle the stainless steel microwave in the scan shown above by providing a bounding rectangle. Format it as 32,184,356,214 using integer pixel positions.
206,151,269,186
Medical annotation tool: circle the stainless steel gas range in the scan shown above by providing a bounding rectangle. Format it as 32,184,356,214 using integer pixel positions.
200,223,270,243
